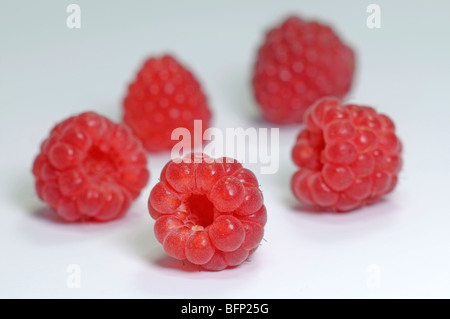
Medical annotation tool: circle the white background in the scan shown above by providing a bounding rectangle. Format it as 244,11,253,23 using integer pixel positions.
1,0,449,298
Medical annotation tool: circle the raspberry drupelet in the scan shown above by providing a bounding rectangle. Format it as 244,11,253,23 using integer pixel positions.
149,154,267,271
32,112,149,222
291,98,403,212
123,55,212,152
252,16,355,124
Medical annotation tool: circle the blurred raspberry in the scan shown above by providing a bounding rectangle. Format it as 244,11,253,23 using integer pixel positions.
252,16,355,124
123,55,212,152
32,112,149,222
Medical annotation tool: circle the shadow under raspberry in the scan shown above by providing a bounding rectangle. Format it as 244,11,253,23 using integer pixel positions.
125,223,204,273
33,206,70,224
153,255,201,272
291,197,390,215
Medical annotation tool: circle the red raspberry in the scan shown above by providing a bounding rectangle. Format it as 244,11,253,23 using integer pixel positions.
148,154,267,271
252,16,355,124
32,112,150,222
291,98,403,212
123,55,212,152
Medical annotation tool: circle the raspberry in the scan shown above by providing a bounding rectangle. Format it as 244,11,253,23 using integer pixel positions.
123,55,212,152
291,98,402,212
149,154,266,271
32,112,150,222
252,16,355,124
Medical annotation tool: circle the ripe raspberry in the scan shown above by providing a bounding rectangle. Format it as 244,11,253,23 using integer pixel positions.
149,154,266,271
291,98,402,212
123,55,212,152
252,16,355,124
32,112,150,222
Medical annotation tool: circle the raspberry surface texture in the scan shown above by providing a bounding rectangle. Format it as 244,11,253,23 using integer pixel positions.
149,154,267,270
123,55,212,152
291,98,402,212
32,112,149,222
252,16,355,124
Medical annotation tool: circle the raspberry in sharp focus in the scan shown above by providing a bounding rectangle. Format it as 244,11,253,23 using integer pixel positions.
149,154,267,271
32,112,150,222
252,16,355,124
291,98,403,212
123,55,212,152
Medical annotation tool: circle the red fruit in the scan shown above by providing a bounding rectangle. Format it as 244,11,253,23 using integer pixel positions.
148,154,266,270
32,112,149,222
123,55,212,152
252,16,355,124
291,98,402,212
